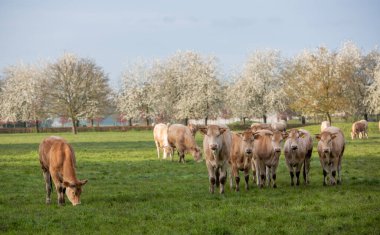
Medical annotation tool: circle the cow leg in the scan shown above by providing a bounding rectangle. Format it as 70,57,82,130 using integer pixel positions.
215,168,220,188
206,163,216,194
244,168,249,190
266,166,271,187
50,170,65,205
155,141,160,159
289,171,294,186
219,165,228,194
178,150,185,163
323,169,327,186
42,170,52,204
232,166,239,192
251,160,257,186
295,163,302,186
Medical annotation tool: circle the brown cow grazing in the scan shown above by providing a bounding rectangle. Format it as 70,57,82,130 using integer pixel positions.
252,130,286,188
283,129,313,186
167,124,202,163
153,123,173,160
351,120,368,139
199,125,232,194
316,126,345,186
320,121,331,132
39,136,88,206
229,130,255,191
250,123,273,132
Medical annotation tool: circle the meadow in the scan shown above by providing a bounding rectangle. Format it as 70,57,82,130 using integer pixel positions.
0,122,379,234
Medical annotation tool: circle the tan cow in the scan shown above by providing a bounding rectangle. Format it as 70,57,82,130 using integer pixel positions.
379,120,380,132
199,124,232,194
271,120,287,132
251,123,273,132
320,121,331,132
265,130,287,188
153,123,173,160
39,136,88,206
283,129,313,186
229,130,255,191
351,120,368,139
316,126,345,185
167,124,202,163
252,130,287,188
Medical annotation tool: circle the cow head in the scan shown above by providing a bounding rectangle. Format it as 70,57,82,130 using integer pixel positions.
286,129,305,151
237,130,255,157
315,132,337,154
272,131,287,153
190,146,202,162
64,179,88,206
199,125,227,155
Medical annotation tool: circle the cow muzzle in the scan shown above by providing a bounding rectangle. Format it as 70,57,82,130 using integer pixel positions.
291,145,298,150
245,149,252,155
210,144,218,151
323,148,330,153
274,148,281,153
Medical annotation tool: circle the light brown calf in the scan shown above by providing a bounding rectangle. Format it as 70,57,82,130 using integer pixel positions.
153,123,173,160
167,124,202,163
199,125,232,194
229,130,255,191
283,129,313,186
316,126,345,186
351,121,368,139
39,136,87,206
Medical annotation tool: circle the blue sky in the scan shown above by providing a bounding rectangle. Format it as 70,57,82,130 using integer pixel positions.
0,0,379,87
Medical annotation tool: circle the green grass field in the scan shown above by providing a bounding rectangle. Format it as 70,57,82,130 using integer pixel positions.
0,123,379,234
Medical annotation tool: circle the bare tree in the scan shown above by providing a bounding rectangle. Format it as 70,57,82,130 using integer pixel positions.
45,53,111,134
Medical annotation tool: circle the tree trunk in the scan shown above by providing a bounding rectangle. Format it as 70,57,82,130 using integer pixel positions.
184,118,188,126
146,118,149,126
91,119,94,127
301,116,306,125
363,113,368,121
71,118,78,134
205,116,208,126
326,113,332,124
263,115,267,124
243,117,246,125
35,120,39,133
129,118,132,126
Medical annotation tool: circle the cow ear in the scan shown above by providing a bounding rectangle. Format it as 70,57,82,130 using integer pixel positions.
219,128,227,134
199,127,208,135
282,132,289,139
331,134,337,139
315,134,321,140
78,179,88,186
298,132,305,138
63,181,76,188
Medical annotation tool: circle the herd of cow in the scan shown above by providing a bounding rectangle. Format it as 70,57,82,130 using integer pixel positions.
37,119,375,206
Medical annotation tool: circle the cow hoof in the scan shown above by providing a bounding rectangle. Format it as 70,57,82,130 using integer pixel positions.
291,182,294,186
273,184,277,188
337,180,341,185
323,182,327,186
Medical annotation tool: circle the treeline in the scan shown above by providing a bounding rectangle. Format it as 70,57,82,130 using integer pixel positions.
0,41,379,134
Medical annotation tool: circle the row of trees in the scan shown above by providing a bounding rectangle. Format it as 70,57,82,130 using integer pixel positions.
1,41,380,134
